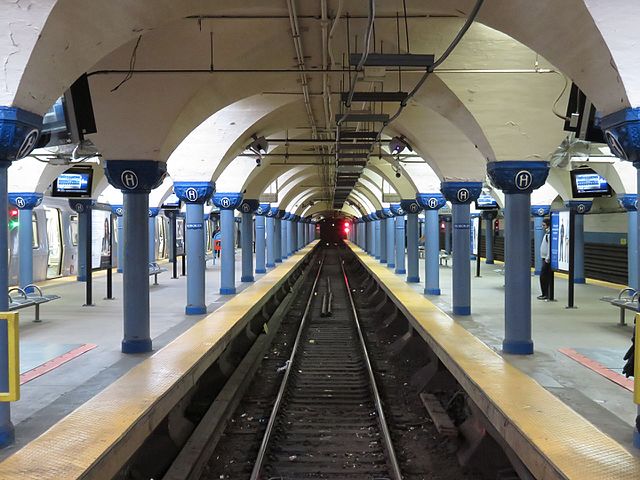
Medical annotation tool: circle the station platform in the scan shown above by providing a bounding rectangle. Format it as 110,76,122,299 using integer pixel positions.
1,251,263,458
415,257,638,449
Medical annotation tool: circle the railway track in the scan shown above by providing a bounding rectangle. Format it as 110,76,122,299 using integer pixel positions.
250,248,401,479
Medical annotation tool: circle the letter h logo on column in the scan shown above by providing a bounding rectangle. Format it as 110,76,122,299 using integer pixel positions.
121,170,139,190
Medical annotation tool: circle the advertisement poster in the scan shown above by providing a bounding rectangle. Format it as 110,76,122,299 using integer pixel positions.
551,210,570,272
470,217,479,255
91,209,111,269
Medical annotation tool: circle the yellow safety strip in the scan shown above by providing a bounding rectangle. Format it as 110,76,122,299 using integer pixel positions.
0,313,19,402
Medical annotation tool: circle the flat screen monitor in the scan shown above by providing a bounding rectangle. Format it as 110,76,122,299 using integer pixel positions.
51,168,93,197
570,168,612,198
475,195,498,210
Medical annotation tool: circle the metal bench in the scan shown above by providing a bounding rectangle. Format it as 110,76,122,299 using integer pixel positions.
9,285,60,323
439,250,451,267
149,262,168,285
600,287,639,326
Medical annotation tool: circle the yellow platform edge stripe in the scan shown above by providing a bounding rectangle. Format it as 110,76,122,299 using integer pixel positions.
349,242,640,480
0,242,318,480
0,313,19,402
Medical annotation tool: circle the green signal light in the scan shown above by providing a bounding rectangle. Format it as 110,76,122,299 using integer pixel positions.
9,220,19,231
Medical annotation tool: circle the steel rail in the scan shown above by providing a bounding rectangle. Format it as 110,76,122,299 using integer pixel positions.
340,255,403,480
249,255,325,480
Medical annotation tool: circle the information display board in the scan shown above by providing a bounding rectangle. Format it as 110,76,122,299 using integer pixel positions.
91,209,111,269
551,210,570,272
470,217,479,256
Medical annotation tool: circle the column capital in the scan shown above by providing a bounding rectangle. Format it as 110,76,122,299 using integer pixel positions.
381,207,393,218
481,210,498,220
111,204,124,217
400,199,421,214
237,199,260,214
416,193,446,210
530,205,550,217
267,206,278,218
148,207,160,217
276,209,287,219
173,181,215,204
389,203,404,216
618,194,637,212
212,192,243,210
104,160,167,193
0,106,42,162
486,161,549,194
441,181,482,204
369,211,380,221
282,212,293,221
68,198,95,213
565,200,592,214
600,107,640,163
256,203,271,216
8,192,42,210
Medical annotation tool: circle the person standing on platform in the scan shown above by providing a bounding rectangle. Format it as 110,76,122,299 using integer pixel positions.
538,218,551,300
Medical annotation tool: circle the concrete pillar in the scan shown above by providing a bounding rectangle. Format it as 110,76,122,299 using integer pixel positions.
487,161,549,354
402,200,421,283
531,206,550,275
280,212,288,260
287,217,294,257
9,193,42,289
374,219,380,259
483,211,496,265
441,182,483,316
111,206,124,273
565,201,592,284
75,203,91,282
444,217,452,253
391,204,406,274
238,200,259,282
0,107,43,446
213,193,243,294
274,213,282,263
266,209,277,267
386,216,395,269
255,204,269,273
378,209,388,263
417,194,446,295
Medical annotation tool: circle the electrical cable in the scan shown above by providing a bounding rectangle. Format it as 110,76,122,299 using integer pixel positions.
111,35,142,92
552,72,570,121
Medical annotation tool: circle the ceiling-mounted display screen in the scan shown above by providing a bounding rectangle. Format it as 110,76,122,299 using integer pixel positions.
51,168,93,197
474,195,498,210
570,168,612,198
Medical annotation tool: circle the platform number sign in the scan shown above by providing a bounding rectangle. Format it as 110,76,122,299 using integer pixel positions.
16,129,39,159
515,170,533,191
409,202,419,213
537,207,545,216
457,188,469,203
220,197,231,209
576,204,586,214
116,207,124,216
75,203,85,213
121,170,139,190
427,197,439,209
14,197,25,209
241,203,251,213
185,187,199,202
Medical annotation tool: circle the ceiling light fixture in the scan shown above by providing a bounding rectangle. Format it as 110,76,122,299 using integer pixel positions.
389,136,412,155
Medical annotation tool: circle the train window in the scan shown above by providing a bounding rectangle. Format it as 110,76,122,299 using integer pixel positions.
45,208,63,278
31,213,39,249
70,214,78,246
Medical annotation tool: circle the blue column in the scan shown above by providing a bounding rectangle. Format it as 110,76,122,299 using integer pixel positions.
286,217,294,257
0,107,43,446
297,220,303,250
266,210,277,267
488,161,549,354
238,200,259,282
112,206,124,273
531,206,550,275
174,182,215,314
386,216,395,268
148,208,159,263
619,196,638,289
402,200,421,283
280,212,288,259
374,220,380,259
566,201,592,284
0,162,11,445
378,210,388,263
444,217,452,253
105,160,167,354
441,182,483,315
391,205,406,274
255,204,269,273
417,194,446,295
213,193,243,294
9,194,42,289
601,107,640,448
274,213,282,263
